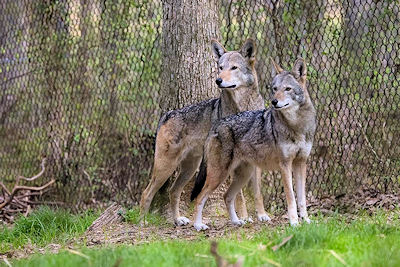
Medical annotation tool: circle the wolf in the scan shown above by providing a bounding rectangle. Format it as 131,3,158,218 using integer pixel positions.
192,57,317,231
140,39,271,226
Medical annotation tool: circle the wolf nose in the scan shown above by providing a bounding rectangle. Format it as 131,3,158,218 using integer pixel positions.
216,78,223,85
271,99,278,106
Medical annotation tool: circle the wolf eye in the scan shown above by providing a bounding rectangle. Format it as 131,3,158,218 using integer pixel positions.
285,87,292,91
219,66,223,70
272,87,277,91
231,66,237,70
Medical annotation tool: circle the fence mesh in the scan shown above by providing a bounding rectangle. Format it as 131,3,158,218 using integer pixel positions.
1,0,399,211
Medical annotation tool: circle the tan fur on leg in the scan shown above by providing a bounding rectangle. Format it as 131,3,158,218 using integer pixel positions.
252,167,270,221
170,154,202,226
235,189,248,220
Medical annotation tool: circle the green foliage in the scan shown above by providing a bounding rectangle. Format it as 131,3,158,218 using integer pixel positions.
123,207,167,227
0,207,97,254
4,210,400,267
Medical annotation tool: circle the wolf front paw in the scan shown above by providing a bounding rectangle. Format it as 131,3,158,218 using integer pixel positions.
301,217,311,224
243,217,254,223
290,220,299,227
138,219,148,227
175,216,190,226
231,219,246,226
257,214,271,222
194,223,209,231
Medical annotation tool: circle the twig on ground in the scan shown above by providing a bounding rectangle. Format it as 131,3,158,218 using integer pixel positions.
271,234,293,252
210,241,244,267
2,258,12,267
111,258,122,267
328,250,348,266
66,249,91,261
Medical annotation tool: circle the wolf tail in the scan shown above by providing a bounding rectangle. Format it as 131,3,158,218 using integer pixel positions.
190,157,207,201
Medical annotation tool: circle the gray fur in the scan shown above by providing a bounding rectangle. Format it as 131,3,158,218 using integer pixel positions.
193,58,317,231
140,39,267,226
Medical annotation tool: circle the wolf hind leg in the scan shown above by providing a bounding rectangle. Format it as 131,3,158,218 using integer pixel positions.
170,153,202,226
140,141,182,221
235,189,252,222
193,164,229,231
224,162,253,225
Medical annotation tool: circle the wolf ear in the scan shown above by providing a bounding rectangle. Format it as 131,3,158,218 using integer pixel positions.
270,57,283,77
240,38,256,63
211,39,227,62
292,58,307,85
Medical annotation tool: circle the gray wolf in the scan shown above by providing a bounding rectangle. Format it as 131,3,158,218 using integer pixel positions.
140,39,270,226
192,57,316,230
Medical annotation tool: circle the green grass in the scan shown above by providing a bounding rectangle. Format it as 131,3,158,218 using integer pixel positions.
124,207,168,226
0,206,97,254
4,209,400,267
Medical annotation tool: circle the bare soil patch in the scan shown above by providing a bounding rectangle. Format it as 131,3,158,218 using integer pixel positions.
2,188,399,260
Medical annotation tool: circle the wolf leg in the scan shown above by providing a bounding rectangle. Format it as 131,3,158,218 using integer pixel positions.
293,160,310,223
140,153,180,218
193,166,228,231
235,189,250,222
170,153,202,226
252,167,271,222
279,161,298,226
224,163,253,225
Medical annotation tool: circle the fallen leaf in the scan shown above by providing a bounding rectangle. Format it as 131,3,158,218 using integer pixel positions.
272,234,293,252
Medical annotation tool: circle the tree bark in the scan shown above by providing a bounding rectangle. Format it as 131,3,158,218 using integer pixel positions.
160,0,221,112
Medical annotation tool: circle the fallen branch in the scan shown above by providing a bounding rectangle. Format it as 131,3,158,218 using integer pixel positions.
86,202,123,233
0,180,55,210
210,241,243,267
0,158,55,222
18,158,47,181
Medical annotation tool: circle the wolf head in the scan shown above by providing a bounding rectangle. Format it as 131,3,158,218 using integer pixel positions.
269,58,309,111
211,39,257,90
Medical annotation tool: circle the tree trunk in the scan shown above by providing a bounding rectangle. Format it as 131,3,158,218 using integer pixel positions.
160,0,221,112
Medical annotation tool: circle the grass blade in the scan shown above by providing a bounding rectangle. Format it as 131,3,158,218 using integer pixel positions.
3,259,12,267
328,250,347,266
263,257,282,267
66,249,91,261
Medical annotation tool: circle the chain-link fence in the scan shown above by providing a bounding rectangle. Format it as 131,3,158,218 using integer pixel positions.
1,0,399,211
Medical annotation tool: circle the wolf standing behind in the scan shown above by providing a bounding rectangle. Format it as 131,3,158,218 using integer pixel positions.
192,58,317,231
140,39,270,226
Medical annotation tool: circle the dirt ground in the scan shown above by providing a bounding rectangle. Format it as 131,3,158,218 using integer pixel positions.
2,188,399,260
81,188,399,247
